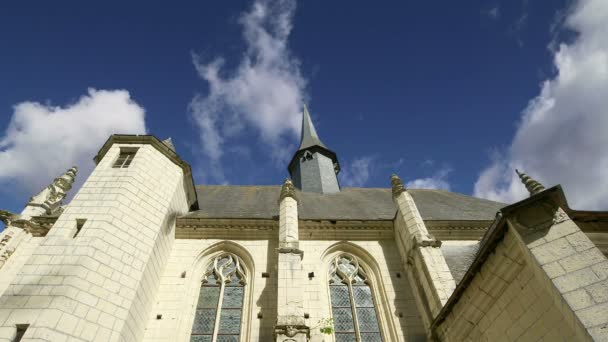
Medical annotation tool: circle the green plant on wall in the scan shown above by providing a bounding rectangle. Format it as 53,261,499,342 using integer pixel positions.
316,318,334,335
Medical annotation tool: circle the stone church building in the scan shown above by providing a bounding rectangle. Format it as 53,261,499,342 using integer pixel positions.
0,107,606,342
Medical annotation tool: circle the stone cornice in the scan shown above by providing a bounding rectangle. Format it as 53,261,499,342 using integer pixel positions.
93,134,198,210
425,220,493,240
175,218,395,239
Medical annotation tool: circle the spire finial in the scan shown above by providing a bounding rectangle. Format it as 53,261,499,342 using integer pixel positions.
516,169,545,196
25,166,79,216
391,173,407,198
278,178,297,203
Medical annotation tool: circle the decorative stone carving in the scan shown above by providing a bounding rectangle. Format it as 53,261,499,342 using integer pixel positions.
515,169,546,196
0,209,19,226
277,247,304,255
552,206,569,225
0,249,14,269
0,231,15,269
391,173,406,198
11,218,48,236
512,200,571,233
27,166,78,215
0,231,13,248
274,324,310,342
278,178,297,203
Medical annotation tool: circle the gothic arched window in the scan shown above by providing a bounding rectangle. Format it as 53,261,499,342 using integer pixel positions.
190,253,246,342
329,254,383,342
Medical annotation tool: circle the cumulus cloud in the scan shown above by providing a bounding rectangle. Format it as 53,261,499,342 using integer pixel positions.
474,0,608,210
190,0,306,183
340,157,374,187
0,88,146,197
406,168,451,190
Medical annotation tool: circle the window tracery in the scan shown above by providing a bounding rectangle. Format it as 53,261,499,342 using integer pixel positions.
329,254,382,342
190,253,246,342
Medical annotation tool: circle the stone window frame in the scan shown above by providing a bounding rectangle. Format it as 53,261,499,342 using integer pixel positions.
328,253,383,340
112,147,139,168
178,242,254,342
322,243,399,341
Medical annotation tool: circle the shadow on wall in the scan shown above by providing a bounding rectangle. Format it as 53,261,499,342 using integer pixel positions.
377,239,427,341
256,239,278,340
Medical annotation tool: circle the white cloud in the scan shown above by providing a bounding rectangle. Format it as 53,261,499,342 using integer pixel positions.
487,5,500,20
190,0,306,183
406,168,451,190
474,0,608,210
340,157,373,187
0,88,146,197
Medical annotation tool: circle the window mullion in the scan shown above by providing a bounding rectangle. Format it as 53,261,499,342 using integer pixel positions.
348,282,362,341
211,282,225,342
121,154,131,168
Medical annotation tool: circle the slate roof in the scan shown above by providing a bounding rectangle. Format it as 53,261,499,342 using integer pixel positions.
184,185,505,221
441,243,480,284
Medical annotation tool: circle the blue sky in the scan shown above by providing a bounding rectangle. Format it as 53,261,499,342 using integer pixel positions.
1,0,607,224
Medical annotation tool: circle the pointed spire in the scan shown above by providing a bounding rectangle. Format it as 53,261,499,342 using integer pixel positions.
298,105,328,150
516,169,546,196
288,105,340,193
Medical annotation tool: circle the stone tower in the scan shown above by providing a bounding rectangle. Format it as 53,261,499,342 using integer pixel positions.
288,106,340,193
0,135,197,342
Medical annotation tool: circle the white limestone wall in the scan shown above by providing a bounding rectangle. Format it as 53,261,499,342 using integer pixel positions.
0,144,189,342
142,237,425,342
0,229,43,297
436,227,584,341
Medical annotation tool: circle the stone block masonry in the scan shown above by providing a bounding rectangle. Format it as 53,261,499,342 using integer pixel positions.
435,191,608,341
435,227,582,341
0,142,190,342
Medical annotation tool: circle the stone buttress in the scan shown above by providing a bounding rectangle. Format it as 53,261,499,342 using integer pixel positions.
390,174,456,331
274,179,310,341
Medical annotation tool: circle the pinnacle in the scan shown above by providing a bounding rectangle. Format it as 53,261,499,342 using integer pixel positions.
516,169,546,196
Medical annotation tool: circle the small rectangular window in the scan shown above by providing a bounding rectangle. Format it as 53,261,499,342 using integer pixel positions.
112,148,138,168
74,219,86,238
14,324,29,342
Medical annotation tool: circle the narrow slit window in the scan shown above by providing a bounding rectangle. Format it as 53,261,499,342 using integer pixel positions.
74,219,86,238
329,254,383,342
190,253,246,341
112,148,138,168
14,324,29,342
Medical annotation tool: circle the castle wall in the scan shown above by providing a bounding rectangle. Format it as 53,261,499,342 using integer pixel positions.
0,143,189,342
141,236,426,342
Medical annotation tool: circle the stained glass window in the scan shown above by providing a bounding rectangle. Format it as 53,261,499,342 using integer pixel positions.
329,254,382,342
191,254,246,342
